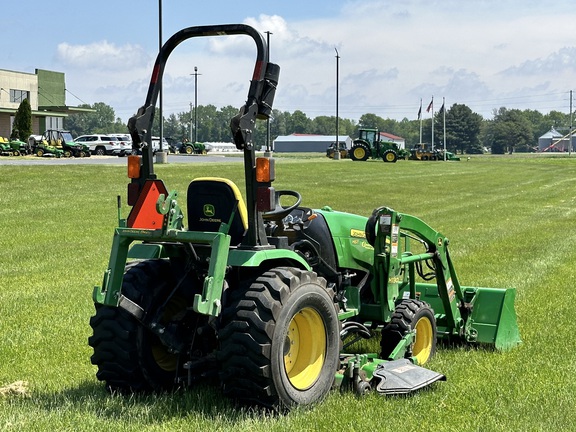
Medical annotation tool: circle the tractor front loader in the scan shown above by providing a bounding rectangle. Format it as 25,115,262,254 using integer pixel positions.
89,24,521,412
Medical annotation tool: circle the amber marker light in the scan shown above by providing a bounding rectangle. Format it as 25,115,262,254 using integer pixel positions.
127,155,141,179
256,157,275,183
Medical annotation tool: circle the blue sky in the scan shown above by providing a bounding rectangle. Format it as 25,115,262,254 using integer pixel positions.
3,1,576,123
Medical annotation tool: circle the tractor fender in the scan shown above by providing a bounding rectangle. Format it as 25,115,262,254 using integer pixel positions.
227,248,311,270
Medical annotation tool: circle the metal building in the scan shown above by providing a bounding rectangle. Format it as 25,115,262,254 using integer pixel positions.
273,134,352,152
538,127,576,152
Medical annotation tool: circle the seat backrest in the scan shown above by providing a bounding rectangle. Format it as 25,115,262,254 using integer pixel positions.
187,177,248,245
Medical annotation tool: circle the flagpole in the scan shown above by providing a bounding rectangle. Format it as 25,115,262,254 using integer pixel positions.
443,97,446,161
419,98,423,144
431,96,434,151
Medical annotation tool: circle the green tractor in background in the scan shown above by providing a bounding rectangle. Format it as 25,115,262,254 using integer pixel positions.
0,137,31,156
89,24,520,412
326,141,349,159
180,141,207,155
349,127,409,162
410,143,460,161
30,129,90,157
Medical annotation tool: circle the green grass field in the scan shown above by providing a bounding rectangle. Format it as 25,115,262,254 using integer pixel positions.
1,154,575,431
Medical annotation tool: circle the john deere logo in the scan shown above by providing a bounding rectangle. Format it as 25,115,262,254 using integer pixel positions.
203,204,215,217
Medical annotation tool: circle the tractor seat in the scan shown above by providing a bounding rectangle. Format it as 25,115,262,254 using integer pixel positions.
187,177,248,245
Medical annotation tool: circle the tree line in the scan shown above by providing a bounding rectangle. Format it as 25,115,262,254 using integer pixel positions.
63,102,574,154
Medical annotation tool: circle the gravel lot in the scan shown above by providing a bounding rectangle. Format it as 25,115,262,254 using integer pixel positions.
0,153,242,166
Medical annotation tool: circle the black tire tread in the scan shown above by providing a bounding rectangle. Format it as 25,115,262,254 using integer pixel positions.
380,299,436,361
217,267,337,409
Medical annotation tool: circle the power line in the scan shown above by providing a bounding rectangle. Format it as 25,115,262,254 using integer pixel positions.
65,88,88,105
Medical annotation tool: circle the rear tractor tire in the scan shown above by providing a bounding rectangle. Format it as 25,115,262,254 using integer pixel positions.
218,267,341,411
380,299,436,365
89,259,202,393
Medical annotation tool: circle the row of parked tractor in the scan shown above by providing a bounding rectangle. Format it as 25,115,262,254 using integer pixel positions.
1,130,91,158
0,129,208,158
326,127,460,162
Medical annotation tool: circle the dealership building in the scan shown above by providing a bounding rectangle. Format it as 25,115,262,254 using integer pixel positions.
0,68,91,138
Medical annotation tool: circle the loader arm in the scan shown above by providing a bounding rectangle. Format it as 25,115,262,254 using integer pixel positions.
369,206,521,348
370,207,465,333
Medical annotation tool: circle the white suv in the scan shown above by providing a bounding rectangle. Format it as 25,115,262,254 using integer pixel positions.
109,134,132,156
74,134,122,156
151,136,170,154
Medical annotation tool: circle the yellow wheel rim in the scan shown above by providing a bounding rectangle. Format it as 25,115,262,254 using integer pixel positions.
353,147,365,160
284,308,326,390
386,153,395,162
413,316,433,365
151,295,187,371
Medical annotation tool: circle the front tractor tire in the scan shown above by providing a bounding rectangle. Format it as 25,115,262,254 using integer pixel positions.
380,299,437,366
349,143,370,161
218,267,341,411
89,259,194,393
382,149,398,163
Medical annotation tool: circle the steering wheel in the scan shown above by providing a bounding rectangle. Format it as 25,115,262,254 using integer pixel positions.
263,190,302,220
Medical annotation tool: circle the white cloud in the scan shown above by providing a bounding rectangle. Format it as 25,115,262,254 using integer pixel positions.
56,40,150,70
58,3,576,123
501,47,576,76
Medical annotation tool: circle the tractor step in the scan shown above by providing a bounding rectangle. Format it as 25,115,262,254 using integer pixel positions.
371,359,446,395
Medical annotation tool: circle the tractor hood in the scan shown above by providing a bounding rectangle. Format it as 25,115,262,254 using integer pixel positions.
315,207,373,271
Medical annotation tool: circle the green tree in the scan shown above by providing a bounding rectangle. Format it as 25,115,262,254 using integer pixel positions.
270,110,289,139
65,102,124,136
522,109,546,145
12,98,32,141
395,118,420,149
357,113,385,133
486,108,533,154
437,104,483,154
163,113,184,140
288,110,312,133
311,116,335,135
216,105,241,142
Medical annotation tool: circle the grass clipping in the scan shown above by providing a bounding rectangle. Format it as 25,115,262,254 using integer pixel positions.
0,381,29,398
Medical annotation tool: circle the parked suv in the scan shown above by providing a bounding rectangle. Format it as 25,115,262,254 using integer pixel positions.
109,134,132,156
151,136,169,154
74,134,122,156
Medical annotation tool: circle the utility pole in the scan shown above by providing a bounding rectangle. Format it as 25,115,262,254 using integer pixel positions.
570,90,573,156
156,0,167,163
189,102,193,142
190,67,201,143
334,48,341,161
265,31,273,156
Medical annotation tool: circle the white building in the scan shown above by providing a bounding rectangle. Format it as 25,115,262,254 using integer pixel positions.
380,132,406,150
273,134,352,152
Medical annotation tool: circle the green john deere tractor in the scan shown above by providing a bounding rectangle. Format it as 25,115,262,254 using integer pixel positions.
89,24,521,411
349,128,408,162
39,129,90,158
410,143,460,161
180,141,207,155
0,137,30,156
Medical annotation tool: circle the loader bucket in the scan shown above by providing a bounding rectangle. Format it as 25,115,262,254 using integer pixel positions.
468,287,521,351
